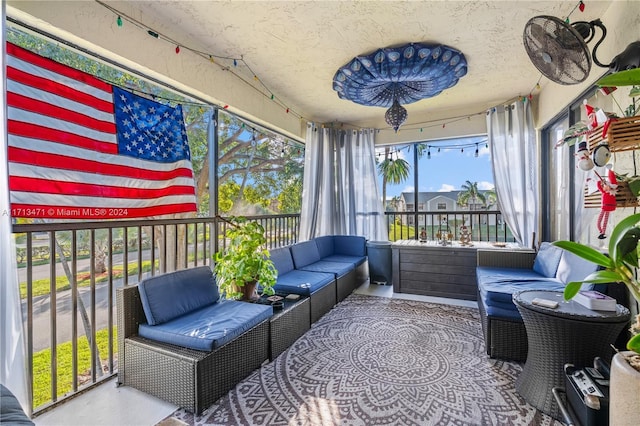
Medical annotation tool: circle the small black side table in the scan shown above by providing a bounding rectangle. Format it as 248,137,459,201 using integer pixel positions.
263,294,311,360
513,290,630,420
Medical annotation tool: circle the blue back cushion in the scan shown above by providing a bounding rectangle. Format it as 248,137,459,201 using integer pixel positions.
314,235,367,258
314,236,334,258
556,250,599,284
270,247,295,274
290,240,322,268
532,242,563,278
334,235,366,256
137,266,219,326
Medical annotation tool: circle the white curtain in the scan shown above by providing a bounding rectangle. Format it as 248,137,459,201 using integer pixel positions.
487,100,538,248
300,124,387,241
1,4,31,414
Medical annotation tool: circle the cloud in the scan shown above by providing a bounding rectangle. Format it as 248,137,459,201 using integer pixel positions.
478,181,495,190
402,185,415,193
438,184,456,192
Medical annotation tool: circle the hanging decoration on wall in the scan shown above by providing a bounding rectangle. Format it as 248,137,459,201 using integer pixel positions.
332,42,468,132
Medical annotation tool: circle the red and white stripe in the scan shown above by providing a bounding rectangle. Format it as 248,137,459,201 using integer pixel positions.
6,42,197,219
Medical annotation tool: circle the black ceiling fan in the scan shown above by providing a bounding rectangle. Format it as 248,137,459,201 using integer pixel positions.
523,15,640,85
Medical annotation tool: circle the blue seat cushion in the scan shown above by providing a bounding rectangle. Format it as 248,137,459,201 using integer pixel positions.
138,300,272,352
273,270,335,296
476,266,558,288
321,254,366,267
480,298,524,321
290,240,322,269
479,278,566,305
532,242,563,278
300,260,354,277
138,266,219,326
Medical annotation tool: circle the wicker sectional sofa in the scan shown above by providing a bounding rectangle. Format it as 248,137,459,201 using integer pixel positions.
116,266,273,415
476,242,600,361
117,235,369,414
269,235,369,323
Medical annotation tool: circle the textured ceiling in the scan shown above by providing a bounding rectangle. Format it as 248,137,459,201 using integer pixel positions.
123,0,613,129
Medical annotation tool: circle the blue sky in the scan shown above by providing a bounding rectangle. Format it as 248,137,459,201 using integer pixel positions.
376,136,494,199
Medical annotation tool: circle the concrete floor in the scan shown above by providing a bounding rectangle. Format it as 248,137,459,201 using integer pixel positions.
33,282,476,426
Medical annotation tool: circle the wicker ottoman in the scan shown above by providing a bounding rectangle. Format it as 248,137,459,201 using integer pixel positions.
513,290,630,420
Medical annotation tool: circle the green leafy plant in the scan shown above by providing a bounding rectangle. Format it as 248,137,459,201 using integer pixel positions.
214,216,277,300
553,213,640,358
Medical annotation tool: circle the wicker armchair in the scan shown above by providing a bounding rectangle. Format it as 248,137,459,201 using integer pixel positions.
116,284,269,415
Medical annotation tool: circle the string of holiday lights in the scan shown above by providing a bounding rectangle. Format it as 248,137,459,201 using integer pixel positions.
94,0,304,121
95,0,587,135
376,138,489,161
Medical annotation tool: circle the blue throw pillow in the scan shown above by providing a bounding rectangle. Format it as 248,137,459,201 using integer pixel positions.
137,266,219,325
532,242,563,278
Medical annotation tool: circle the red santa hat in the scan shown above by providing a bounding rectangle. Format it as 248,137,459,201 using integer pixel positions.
607,168,618,189
584,100,598,130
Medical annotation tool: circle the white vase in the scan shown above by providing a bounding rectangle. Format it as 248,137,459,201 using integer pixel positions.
609,351,640,426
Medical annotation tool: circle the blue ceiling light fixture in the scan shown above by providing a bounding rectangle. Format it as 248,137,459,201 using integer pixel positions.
333,42,468,132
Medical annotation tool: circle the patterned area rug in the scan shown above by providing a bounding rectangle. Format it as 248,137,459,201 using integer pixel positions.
165,295,562,425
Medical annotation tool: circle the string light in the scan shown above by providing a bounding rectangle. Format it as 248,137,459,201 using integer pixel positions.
475,144,479,157
95,1,303,121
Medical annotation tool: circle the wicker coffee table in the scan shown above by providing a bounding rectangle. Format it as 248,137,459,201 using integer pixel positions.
266,294,311,360
513,290,630,420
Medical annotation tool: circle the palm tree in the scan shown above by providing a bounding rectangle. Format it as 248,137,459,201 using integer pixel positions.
484,188,498,209
457,181,486,211
377,147,410,211
389,195,403,212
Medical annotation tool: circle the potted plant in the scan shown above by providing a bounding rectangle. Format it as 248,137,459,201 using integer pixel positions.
553,213,640,423
214,216,277,301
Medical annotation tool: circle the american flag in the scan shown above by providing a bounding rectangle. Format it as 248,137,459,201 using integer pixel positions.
6,42,197,219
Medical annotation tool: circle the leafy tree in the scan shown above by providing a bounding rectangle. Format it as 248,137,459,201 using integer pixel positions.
377,147,410,211
484,188,498,209
457,181,487,210
388,195,403,212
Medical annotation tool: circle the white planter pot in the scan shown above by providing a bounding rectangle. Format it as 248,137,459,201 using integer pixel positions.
610,351,640,426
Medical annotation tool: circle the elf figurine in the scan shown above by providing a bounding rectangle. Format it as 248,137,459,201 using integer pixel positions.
597,168,618,239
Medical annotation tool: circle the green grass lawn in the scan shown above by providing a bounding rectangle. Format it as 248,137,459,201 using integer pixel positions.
33,328,116,409
20,260,157,299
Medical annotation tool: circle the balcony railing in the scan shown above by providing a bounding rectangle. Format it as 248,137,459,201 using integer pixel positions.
12,209,507,416
384,210,515,242
11,214,300,416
